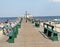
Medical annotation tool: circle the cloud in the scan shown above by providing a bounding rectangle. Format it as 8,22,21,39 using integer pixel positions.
49,0,60,2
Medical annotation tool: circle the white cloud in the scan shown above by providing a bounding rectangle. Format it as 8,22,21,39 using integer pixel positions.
49,0,60,2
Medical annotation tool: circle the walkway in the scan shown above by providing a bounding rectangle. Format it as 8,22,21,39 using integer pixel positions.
0,18,60,47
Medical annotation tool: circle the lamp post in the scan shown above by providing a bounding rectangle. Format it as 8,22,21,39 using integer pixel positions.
25,11,27,23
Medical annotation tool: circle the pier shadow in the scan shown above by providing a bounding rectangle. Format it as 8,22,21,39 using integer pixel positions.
39,31,48,39
39,31,56,41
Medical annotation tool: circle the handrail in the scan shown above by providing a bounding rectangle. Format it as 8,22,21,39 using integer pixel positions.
43,23,54,30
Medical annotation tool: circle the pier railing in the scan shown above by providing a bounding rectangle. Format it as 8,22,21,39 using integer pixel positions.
4,18,23,43
43,23,58,41
27,18,40,27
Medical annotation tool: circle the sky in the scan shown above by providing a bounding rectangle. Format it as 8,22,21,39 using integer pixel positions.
0,0,60,17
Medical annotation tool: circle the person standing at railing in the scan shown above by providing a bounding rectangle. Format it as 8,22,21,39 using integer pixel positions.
3,20,12,35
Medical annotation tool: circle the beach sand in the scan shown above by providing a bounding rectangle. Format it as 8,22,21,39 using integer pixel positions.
40,21,60,33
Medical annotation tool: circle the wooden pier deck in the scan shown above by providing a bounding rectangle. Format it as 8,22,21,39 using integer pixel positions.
0,18,60,47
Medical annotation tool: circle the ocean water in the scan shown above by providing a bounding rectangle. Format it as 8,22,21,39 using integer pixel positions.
0,17,17,23
33,16,60,21
0,16,60,22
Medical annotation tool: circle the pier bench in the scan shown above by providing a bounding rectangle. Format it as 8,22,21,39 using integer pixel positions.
43,23,58,41
31,19,34,23
27,18,35,23
3,18,23,43
7,30,14,43
7,24,19,43
35,19,40,27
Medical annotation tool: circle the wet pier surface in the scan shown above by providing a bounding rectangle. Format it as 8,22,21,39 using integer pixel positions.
0,18,60,47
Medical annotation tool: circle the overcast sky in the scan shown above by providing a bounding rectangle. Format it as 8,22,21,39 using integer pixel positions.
0,0,60,17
